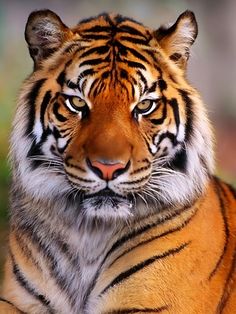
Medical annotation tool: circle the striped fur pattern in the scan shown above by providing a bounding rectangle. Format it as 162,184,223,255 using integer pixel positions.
1,10,236,314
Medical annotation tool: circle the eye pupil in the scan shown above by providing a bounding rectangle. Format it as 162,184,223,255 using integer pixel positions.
64,95,89,118
71,97,85,108
137,100,152,111
134,99,156,117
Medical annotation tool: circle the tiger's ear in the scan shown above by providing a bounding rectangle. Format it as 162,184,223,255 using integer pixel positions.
155,11,198,69
25,10,71,68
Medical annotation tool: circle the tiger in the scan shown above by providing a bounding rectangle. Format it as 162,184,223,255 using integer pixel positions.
0,8,236,314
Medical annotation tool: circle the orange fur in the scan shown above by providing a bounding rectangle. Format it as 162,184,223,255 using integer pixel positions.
1,10,236,314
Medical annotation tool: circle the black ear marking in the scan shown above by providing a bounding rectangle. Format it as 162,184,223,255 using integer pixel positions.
155,10,198,69
25,9,71,69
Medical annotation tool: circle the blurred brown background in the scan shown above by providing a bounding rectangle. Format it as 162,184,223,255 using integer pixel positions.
0,0,236,287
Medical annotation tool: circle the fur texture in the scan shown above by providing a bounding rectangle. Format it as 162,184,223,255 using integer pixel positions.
1,10,236,314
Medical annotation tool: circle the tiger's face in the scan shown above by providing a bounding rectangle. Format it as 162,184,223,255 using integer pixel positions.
11,10,214,221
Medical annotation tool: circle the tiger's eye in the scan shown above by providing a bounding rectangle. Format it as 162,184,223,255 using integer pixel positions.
64,95,89,116
71,97,87,109
133,99,157,118
136,100,153,112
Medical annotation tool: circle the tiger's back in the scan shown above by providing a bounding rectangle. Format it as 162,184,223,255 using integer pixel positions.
1,9,236,314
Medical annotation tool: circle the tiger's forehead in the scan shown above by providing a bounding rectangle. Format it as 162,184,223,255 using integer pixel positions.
74,12,152,39
61,14,162,102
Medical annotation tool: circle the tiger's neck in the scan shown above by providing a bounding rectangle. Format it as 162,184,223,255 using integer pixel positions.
8,181,204,312
10,180,200,251
10,184,199,270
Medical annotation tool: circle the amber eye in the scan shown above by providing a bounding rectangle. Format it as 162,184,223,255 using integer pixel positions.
65,96,87,112
63,95,89,119
134,99,157,116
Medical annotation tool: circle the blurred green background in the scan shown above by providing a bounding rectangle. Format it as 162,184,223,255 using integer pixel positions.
0,0,236,287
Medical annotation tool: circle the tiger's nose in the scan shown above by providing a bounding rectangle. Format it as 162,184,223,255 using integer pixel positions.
87,159,130,181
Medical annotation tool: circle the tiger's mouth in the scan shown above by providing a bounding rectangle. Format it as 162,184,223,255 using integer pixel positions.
82,188,134,212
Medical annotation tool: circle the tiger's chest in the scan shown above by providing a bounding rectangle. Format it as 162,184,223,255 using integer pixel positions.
8,197,234,314
57,203,229,314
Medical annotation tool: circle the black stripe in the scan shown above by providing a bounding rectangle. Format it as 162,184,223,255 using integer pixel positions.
27,138,43,168
178,89,193,142
27,127,53,169
137,70,148,91
100,242,190,296
52,126,61,139
117,79,130,98
95,80,106,95
102,71,110,79
82,34,110,40
40,91,52,128
0,297,20,310
226,183,236,199
158,79,167,91
63,43,80,54
125,46,150,64
130,164,151,175
102,306,168,314
120,174,150,185
109,209,197,268
10,251,53,313
67,171,95,183
123,60,146,70
104,207,192,259
148,81,158,93
0,297,14,306
155,131,178,147
82,205,193,308
114,15,143,26
150,100,167,125
169,74,177,83
169,98,180,131
65,157,86,173
118,25,146,38
79,57,109,67
216,241,236,312
79,45,110,59
168,147,187,172
66,80,79,90
209,177,229,279
78,15,97,25
120,35,148,45
144,49,159,64
25,78,46,136
115,41,128,57
56,70,65,87
142,135,155,156
57,137,71,154
90,79,104,98
131,84,136,100
169,53,182,62
15,221,79,310
78,68,95,80
53,102,68,122
89,78,102,98
14,232,42,272
82,25,112,33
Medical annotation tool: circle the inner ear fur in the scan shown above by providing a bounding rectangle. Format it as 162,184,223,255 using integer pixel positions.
155,10,198,69
25,9,72,68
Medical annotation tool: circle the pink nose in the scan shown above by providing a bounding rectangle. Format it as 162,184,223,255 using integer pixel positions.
90,160,126,181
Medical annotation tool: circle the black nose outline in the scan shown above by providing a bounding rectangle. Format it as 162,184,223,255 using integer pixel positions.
86,159,131,181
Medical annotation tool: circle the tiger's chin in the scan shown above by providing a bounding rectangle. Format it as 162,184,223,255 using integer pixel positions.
81,188,134,221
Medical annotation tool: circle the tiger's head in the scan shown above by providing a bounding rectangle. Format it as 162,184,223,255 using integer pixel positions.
11,10,214,221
